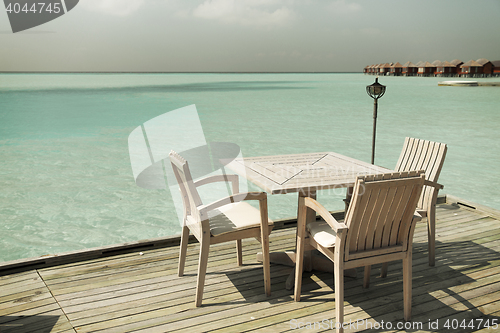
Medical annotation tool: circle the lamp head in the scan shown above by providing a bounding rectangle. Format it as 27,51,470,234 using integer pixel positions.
366,77,386,100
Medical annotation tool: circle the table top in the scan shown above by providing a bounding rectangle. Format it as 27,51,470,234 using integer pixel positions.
223,152,391,194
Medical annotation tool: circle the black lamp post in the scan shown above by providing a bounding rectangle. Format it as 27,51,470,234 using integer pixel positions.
366,77,386,165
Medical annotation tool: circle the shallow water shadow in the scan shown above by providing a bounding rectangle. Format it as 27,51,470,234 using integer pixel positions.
8,81,312,94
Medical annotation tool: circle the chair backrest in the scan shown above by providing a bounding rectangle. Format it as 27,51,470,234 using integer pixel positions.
395,137,447,209
343,171,425,261
169,151,203,231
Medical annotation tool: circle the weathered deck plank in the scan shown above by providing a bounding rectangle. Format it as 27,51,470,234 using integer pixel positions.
1,197,500,332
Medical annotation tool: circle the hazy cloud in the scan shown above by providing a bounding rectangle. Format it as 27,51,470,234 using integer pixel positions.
80,0,145,16
191,0,296,27
328,0,362,14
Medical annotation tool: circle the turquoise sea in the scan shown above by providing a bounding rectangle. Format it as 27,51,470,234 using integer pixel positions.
1,73,499,263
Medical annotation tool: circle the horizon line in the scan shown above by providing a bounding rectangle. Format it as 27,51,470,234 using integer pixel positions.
0,71,362,74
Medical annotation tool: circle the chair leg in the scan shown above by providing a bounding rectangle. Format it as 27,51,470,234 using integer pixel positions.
363,265,371,288
178,226,189,277
258,197,271,296
334,262,345,333
294,252,305,301
427,206,436,267
195,233,210,307
236,239,243,266
294,197,308,302
380,262,388,278
403,255,412,321
260,231,271,297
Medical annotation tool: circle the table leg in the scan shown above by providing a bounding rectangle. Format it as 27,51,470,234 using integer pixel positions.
301,190,316,273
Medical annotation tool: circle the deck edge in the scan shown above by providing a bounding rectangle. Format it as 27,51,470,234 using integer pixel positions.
445,194,500,220
0,195,450,275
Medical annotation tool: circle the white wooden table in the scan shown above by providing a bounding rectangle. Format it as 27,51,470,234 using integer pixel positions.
224,152,391,288
224,152,390,195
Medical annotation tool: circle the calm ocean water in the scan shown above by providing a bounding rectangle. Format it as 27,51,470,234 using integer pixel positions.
1,73,499,262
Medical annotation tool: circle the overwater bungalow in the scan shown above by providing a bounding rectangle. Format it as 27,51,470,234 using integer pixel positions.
459,60,483,77
432,60,443,76
379,63,392,76
365,64,371,74
477,58,494,76
493,60,500,77
417,61,435,77
389,62,403,76
450,59,463,75
402,61,418,76
432,61,443,76
363,58,499,77
435,61,456,77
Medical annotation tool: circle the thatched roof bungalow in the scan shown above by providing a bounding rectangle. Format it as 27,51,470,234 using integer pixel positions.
436,61,456,76
365,64,377,74
364,58,495,77
402,61,418,76
432,60,443,76
450,59,463,75
492,60,500,77
460,59,482,77
417,61,435,76
389,62,403,76
379,63,392,75
476,58,494,76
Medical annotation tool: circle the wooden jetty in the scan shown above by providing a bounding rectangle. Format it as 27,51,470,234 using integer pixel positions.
1,195,500,332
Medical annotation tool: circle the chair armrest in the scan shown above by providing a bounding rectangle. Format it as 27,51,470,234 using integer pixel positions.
198,191,267,217
304,197,347,234
413,211,423,222
424,179,444,190
194,174,239,194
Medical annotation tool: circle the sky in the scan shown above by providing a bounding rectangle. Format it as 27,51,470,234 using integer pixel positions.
0,0,499,72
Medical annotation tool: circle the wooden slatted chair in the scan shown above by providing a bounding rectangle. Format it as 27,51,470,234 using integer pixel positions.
345,137,447,268
169,151,273,307
295,171,425,333
394,137,447,267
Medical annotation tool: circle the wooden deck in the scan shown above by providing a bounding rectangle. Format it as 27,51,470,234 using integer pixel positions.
2,195,500,332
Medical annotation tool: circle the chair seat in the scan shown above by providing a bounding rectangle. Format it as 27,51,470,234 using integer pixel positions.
209,202,273,237
307,221,337,248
